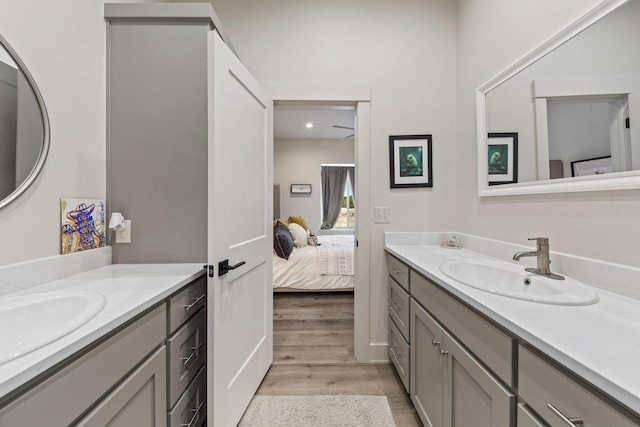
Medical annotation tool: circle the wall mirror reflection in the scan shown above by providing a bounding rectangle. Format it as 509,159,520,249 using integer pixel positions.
0,34,49,209
477,0,640,196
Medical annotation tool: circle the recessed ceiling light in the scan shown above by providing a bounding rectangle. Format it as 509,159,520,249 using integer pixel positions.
306,122,313,128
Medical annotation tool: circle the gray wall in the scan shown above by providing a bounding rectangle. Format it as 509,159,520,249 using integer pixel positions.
107,16,210,263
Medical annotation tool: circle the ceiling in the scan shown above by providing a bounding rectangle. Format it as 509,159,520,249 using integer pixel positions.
274,106,355,140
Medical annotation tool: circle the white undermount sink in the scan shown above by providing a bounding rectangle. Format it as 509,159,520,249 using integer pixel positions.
439,259,599,306
0,290,106,365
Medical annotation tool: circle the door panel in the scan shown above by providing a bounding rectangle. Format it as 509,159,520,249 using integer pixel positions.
207,30,273,427
410,300,443,427
443,333,514,427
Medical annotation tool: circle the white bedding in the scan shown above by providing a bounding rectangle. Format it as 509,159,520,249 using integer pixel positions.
273,235,355,291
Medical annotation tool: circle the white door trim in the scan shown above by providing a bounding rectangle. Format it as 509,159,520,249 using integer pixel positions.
265,81,373,362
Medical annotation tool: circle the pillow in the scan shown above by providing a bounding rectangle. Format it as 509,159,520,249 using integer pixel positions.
307,228,319,246
288,223,308,248
273,218,289,228
273,221,294,259
287,215,308,231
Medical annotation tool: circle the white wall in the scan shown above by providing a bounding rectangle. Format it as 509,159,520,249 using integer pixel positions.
274,138,355,230
0,0,166,265
211,0,458,352
456,0,640,268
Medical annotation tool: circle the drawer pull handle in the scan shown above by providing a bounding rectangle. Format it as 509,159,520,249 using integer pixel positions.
547,403,584,426
390,301,402,312
431,339,441,348
440,348,449,357
389,268,401,276
183,294,206,312
182,342,204,366
182,401,204,427
390,346,402,359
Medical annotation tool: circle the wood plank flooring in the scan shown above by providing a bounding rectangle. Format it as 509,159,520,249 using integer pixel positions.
256,292,422,426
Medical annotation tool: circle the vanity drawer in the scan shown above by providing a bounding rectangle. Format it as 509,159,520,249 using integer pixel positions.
519,345,639,427
388,276,410,341
168,366,206,427
168,274,206,335
386,252,409,292
167,308,206,408
410,270,513,386
388,318,410,393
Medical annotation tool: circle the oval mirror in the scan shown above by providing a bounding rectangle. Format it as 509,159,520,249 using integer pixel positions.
0,33,49,209
476,0,640,196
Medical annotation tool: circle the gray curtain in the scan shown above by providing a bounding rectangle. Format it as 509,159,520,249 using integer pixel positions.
320,166,349,229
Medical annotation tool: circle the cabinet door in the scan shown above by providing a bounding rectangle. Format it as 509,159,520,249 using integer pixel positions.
442,332,515,427
410,300,443,427
75,346,167,427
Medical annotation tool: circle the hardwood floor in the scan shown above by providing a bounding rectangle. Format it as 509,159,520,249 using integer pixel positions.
256,292,422,426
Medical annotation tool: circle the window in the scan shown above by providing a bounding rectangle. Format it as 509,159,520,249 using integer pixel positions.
335,173,355,228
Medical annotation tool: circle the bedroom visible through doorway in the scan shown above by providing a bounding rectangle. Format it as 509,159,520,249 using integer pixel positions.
272,102,357,354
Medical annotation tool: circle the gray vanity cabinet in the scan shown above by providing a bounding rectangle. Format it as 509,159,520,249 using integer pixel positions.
75,346,167,427
386,251,515,427
0,305,168,426
386,249,640,427
0,275,207,427
386,253,411,392
410,299,514,427
518,345,639,427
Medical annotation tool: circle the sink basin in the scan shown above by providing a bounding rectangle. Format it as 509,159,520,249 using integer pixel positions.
439,259,599,306
0,290,106,365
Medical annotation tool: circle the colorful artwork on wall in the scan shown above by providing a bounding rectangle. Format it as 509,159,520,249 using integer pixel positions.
60,198,106,254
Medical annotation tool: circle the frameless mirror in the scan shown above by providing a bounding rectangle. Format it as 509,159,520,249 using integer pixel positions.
477,0,640,196
0,34,49,208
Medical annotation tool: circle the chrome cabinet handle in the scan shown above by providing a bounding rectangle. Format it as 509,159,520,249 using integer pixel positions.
389,268,401,276
182,401,204,427
390,301,402,312
183,294,205,312
431,339,441,348
390,346,402,359
440,348,449,357
547,403,584,426
182,342,203,366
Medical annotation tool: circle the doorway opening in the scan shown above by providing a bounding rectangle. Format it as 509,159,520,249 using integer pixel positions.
268,88,371,363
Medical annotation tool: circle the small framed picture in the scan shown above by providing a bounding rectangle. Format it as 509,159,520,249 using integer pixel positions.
571,156,612,177
389,135,433,188
487,133,518,185
290,184,312,194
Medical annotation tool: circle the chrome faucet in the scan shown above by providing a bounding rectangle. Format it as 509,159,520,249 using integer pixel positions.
513,237,565,280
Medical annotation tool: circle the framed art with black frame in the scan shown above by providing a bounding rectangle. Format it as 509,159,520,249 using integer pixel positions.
389,134,433,188
487,132,518,185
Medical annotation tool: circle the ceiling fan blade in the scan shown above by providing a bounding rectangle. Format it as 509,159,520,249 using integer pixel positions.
339,134,355,140
332,125,355,130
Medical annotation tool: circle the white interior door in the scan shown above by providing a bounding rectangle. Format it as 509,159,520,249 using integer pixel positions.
206,31,273,427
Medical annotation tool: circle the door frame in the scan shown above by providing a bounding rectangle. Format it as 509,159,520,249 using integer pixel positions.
265,82,372,362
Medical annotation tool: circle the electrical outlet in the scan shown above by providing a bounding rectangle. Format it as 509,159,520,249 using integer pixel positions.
115,220,131,243
374,207,391,224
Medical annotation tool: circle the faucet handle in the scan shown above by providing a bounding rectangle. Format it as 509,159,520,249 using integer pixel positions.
527,237,549,244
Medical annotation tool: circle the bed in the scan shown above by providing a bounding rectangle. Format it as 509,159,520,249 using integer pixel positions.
273,234,355,291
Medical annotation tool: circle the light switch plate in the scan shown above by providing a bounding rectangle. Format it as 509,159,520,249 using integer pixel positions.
374,207,391,224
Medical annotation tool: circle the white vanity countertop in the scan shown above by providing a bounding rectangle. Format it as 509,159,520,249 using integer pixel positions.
385,236,640,415
0,263,205,402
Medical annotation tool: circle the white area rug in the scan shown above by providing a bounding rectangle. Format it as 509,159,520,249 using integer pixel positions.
239,395,396,427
